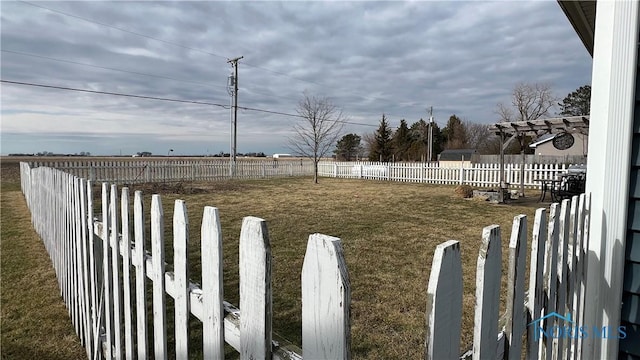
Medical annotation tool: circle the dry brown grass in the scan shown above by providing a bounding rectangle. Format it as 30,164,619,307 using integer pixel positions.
127,177,539,359
1,186,85,359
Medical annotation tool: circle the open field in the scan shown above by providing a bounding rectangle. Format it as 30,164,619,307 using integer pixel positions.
2,159,542,358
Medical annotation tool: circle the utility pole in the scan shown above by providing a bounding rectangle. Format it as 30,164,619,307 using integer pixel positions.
427,106,434,163
227,55,243,176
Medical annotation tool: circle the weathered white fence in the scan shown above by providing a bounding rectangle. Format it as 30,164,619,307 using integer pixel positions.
318,161,573,189
19,163,348,359
19,162,589,359
30,159,315,184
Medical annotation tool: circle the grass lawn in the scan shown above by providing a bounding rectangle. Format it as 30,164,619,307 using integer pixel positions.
1,166,86,359
2,158,542,359
126,176,539,359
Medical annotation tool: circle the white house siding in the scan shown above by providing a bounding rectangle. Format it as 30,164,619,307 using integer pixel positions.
583,2,639,359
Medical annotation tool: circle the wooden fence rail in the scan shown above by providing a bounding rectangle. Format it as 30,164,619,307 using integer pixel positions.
19,162,589,359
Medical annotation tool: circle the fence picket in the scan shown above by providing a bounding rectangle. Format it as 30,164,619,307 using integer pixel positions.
121,188,134,359
506,215,527,359
102,183,113,360
201,207,225,359
543,203,560,359
110,185,123,359
151,195,168,359
473,225,502,360
528,208,547,360
239,217,272,359
302,234,351,359
553,200,571,358
425,240,462,360
134,191,148,359
173,200,190,358
79,178,93,358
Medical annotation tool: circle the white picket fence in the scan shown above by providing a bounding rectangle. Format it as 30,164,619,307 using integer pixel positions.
317,161,573,189
30,159,315,184
19,162,590,359
31,159,574,190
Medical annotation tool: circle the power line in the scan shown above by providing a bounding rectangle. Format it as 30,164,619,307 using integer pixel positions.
1,49,228,90
1,80,230,108
17,0,429,120
1,79,377,127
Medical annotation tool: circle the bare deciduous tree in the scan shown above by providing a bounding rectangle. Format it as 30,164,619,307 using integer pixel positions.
497,82,558,122
288,93,345,183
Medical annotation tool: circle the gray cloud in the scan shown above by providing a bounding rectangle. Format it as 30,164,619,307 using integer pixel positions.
1,1,591,155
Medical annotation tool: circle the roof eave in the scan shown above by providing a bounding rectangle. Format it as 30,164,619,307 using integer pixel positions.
558,1,596,57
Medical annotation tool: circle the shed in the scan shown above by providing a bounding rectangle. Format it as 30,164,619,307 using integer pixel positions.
438,149,476,168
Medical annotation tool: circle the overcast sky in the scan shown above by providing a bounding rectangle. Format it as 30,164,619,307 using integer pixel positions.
1,1,592,156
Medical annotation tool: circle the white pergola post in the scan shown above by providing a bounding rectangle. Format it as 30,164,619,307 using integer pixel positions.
583,1,639,359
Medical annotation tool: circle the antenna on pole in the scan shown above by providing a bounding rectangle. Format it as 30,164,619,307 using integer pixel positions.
226,55,243,176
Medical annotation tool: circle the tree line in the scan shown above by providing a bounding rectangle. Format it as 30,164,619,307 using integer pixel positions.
334,83,591,162
287,84,590,183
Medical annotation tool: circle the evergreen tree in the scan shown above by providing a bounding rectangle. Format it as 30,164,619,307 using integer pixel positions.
369,114,394,161
559,85,591,116
442,114,468,149
392,119,412,161
334,133,361,161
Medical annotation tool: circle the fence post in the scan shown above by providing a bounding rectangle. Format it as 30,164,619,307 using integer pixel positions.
302,234,351,359
425,240,462,360
333,164,338,178
239,217,272,359
459,161,464,185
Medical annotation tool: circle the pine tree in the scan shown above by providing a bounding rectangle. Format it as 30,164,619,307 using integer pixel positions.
334,133,361,161
392,119,412,161
369,114,394,161
559,85,591,116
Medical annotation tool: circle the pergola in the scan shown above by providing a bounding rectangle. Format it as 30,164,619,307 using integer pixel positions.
488,115,590,200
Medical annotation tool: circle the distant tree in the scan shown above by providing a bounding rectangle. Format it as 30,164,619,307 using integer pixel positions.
288,92,345,183
369,114,394,161
442,115,468,149
392,119,412,161
496,82,558,122
334,133,361,161
559,85,591,116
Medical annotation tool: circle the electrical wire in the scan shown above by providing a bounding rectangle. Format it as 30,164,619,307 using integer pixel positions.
1,80,230,108
17,0,424,116
1,49,228,90
1,79,377,127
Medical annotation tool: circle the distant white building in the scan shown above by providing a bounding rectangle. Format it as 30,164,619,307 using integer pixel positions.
272,153,292,159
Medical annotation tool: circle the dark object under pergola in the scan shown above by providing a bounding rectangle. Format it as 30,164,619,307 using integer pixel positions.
488,115,590,201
